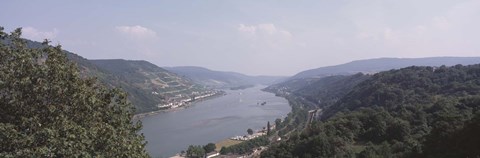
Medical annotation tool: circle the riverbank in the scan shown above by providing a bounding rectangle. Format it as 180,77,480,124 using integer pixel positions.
170,126,269,157
133,91,225,120
214,125,271,149
139,85,291,157
215,139,242,151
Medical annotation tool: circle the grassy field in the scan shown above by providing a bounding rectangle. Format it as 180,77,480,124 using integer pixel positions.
215,139,243,151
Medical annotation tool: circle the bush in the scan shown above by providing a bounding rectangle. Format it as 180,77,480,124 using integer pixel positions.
0,27,148,157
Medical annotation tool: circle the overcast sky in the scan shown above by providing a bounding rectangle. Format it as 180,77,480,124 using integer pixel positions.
2,0,480,76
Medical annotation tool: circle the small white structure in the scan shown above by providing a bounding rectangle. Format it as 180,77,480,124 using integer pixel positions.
206,152,219,158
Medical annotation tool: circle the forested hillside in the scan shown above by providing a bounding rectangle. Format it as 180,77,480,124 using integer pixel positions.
266,73,370,108
262,64,480,158
4,38,208,113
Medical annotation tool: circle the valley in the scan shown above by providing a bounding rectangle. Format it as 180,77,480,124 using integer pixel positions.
139,86,290,157
2,28,480,158
3,1,480,158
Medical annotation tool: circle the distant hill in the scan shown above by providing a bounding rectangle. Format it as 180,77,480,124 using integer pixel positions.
164,66,285,88
293,73,369,104
16,38,207,113
91,59,205,97
267,56,480,109
291,57,480,79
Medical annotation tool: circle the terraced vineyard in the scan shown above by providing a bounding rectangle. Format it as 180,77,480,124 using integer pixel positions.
21,39,209,113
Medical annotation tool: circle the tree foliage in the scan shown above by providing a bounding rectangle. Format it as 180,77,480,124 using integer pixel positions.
267,121,271,135
262,65,480,158
220,136,269,155
247,128,253,135
186,145,205,158
184,142,215,158
203,143,216,153
0,27,148,157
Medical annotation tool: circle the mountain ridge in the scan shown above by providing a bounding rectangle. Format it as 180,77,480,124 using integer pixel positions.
291,57,480,79
164,66,286,88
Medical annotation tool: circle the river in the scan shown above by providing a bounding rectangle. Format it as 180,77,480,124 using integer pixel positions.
139,86,291,157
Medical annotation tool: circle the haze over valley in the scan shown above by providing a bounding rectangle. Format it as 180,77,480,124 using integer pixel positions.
2,1,480,158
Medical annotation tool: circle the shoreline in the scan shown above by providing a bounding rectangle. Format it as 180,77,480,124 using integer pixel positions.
171,123,273,157
141,85,290,157
132,92,226,120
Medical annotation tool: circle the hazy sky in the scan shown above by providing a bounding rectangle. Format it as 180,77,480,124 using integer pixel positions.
2,0,480,76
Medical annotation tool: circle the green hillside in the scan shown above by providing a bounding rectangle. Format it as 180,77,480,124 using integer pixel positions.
91,60,207,106
262,64,480,158
266,73,370,108
16,38,207,114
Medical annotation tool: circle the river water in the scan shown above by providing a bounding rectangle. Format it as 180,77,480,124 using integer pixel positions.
139,86,291,157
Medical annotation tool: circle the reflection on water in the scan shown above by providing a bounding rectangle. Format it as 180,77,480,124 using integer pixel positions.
140,86,291,157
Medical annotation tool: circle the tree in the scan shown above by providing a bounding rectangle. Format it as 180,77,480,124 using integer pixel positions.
203,143,216,153
275,118,282,129
0,28,148,157
247,128,254,135
267,121,271,135
220,147,228,155
186,145,205,158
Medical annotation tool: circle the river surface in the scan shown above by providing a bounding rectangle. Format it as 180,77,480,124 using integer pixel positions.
140,86,291,157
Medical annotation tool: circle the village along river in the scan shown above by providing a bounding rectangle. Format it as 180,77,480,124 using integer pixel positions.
140,86,291,157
